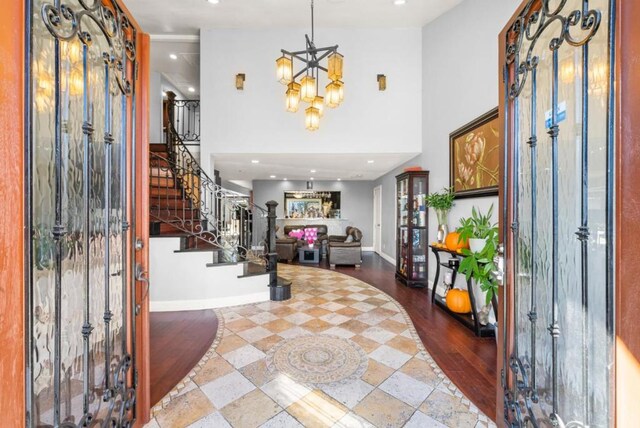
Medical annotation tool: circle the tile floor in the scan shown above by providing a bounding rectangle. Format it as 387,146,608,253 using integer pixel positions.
146,264,496,428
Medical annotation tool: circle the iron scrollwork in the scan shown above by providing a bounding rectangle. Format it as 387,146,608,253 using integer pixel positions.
506,0,601,99
504,1,606,427
32,0,138,427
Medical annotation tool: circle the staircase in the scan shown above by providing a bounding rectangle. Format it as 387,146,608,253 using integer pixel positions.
147,99,291,307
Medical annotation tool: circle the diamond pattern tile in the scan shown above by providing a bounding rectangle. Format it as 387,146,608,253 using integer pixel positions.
146,264,493,427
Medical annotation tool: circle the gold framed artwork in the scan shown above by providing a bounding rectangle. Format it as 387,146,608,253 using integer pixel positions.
449,107,499,198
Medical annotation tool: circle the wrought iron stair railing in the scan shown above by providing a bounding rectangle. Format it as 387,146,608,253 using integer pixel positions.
150,122,269,268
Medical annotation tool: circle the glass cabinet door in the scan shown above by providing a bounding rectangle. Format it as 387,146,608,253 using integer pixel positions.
410,228,427,280
412,176,427,227
398,178,409,226
398,227,408,276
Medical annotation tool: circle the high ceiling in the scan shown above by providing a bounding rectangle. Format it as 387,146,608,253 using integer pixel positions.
212,153,419,182
127,0,463,35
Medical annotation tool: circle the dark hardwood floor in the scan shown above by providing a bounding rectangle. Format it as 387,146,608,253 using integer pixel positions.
149,309,219,406
294,252,498,421
148,253,497,420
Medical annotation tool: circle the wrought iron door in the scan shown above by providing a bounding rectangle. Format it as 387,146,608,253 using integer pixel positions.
501,0,614,426
27,0,138,426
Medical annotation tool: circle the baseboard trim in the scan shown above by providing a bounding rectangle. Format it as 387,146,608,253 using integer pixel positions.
362,246,375,252
378,251,396,266
150,291,270,312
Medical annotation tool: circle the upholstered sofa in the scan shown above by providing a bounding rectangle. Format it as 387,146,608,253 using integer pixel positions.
328,226,363,268
275,224,330,262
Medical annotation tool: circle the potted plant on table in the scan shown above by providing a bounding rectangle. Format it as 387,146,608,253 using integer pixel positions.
425,187,455,244
456,204,499,305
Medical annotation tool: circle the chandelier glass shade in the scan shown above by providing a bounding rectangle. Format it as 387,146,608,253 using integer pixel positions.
277,0,343,131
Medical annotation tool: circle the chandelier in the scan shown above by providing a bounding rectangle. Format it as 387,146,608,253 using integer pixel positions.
276,0,344,131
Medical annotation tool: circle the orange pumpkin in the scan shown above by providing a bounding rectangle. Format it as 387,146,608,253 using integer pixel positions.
446,289,472,314
445,232,468,251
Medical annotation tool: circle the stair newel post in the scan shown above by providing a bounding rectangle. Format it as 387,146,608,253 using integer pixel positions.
265,201,291,301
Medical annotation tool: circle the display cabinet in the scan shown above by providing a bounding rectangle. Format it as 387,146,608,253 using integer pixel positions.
395,170,429,287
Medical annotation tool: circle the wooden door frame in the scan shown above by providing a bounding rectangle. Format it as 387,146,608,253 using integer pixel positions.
0,1,152,426
373,185,382,254
0,1,26,426
498,0,640,426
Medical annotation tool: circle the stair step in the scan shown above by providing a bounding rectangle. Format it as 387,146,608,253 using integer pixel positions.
150,197,193,210
150,144,169,153
154,221,203,235
150,187,182,197
150,158,171,168
149,177,176,188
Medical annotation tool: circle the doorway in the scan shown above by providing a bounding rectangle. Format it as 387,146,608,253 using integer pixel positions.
373,185,382,255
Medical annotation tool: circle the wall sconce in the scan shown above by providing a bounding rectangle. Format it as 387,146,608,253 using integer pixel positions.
235,73,245,90
377,74,387,91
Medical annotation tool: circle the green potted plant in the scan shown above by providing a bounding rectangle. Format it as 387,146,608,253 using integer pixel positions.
457,204,496,253
425,187,455,243
457,204,499,305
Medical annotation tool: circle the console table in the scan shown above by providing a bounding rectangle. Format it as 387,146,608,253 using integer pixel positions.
298,245,320,264
430,245,497,337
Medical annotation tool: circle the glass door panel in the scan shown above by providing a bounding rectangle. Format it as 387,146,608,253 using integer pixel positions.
412,177,427,227
398,178,408,226
411,228,427,280
503,0,613,426
398,227,408,277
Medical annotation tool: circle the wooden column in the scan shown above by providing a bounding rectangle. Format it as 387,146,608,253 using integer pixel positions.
615,0,640,425
0,1,26,425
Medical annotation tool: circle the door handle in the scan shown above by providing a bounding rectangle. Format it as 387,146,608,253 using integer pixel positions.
491,243,504,287
135,263,149,315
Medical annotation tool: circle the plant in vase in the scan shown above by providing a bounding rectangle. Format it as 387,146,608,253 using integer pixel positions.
425,187,455,244
457,204,499,305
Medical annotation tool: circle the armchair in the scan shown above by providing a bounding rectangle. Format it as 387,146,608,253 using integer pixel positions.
328,227,363,268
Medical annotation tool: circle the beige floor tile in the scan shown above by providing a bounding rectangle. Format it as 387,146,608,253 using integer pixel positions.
359,289,382,296
363,297,388,307
350,334,382,353
262,318,295,333
225,318,258,333
338,319,371,334
271,306,298,317
305,296,329,306
286,390,349,426
304,307,331,317
192,356,235,387
368,307,398,319
399,358,441,387
420,389,478,427
234,305,262,316
252,334,284,353
336,306,364,318
386,335,419,355
239,359,277,387
215,334,248,355
361,359,395,386
220,389,282,427
353,389,415,428
301,318,333,333
332,297,359,306
154,388,215,428
378,318,410,334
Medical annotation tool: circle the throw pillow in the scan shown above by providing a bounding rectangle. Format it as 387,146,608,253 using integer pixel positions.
345,235,354,243
276,228,285,240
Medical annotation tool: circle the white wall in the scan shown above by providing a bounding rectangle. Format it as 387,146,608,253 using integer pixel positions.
149,237,270,311
150,71,162,144
253,179,375,247
375,0,520,284
200,27,422,176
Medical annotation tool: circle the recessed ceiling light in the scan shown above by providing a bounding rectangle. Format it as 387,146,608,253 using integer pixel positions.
310,177,315,181
337,178,342,181
394,0,406,5
283,178,288,181
169,53,177,60
270,175,276,178
367,160,375,164
207,0,220,3
310,169,316,173
188,87,195,93
251,160,260,164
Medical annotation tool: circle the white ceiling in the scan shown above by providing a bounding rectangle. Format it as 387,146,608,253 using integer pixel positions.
213,152,419,182
127,0,464,35
151,40,200,97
